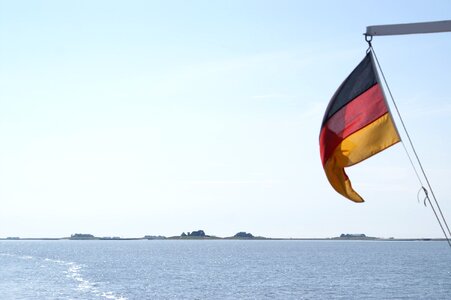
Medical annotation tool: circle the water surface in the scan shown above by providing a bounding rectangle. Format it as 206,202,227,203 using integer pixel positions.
0,240,449,299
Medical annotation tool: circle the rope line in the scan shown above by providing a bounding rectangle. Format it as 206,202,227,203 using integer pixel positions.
369,45,451,248
417,187,428,207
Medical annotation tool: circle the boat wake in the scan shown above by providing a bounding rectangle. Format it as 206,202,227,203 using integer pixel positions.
1,252,126,299
44,258,127,300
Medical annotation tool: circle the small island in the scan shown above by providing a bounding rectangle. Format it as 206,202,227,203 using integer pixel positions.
332,233,378,240
178,230,212,239
70,233,96,240
233,232,254,239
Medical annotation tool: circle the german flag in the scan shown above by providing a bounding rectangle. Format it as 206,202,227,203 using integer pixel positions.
319,52,400,202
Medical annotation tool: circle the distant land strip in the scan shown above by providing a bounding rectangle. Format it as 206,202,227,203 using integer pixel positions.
0,232,446,242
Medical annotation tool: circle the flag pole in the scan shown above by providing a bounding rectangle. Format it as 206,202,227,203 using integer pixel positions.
366,39,451,247
366,20,451,36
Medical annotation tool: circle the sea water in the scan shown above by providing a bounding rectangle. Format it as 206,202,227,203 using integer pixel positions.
0,240,450,299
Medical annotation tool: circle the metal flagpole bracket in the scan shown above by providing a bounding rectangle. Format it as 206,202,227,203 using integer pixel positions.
364,34,373,51
366,20,451,36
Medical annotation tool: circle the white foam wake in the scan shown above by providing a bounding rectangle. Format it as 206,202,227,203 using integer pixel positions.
49,258,127,300
3,254,127,299
0,253,33,260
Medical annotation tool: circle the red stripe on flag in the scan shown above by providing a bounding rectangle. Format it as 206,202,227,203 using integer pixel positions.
320,84,388,165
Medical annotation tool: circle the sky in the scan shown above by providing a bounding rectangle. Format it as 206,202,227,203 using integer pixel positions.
0,0,451,239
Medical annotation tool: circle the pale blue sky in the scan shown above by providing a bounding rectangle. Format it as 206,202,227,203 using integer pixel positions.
1,1,451,238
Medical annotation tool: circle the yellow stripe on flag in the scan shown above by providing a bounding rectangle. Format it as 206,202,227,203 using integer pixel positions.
324,113,400,202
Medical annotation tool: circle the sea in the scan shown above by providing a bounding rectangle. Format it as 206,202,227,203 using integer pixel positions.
0,240,450,299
